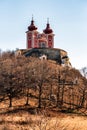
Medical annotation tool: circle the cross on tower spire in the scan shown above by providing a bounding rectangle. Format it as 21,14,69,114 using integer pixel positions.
28,16,37,31
47,18,49,24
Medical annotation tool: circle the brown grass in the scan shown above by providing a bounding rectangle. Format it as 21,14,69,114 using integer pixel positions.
0,111,87,130
0,98,87,130
0,93,87,130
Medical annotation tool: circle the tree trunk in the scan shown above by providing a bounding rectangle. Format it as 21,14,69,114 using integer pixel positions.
25,88,29,106
61,83,65,107
9,96,12,107
57,84,60,107
38,85,42,108
80,89,85,108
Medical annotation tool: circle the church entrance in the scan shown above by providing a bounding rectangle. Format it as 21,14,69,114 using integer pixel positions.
39,42,47,48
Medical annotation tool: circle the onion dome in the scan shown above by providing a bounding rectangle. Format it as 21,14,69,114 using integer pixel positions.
43,19,53,34
28,17,37,31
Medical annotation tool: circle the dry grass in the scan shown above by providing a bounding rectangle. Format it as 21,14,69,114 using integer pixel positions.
0,104,87,130
0,97,87,130
0,111,87,130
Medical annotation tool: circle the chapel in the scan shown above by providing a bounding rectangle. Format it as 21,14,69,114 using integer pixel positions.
26,17,54,49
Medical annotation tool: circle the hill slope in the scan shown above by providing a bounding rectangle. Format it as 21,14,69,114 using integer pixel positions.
0,52,87,130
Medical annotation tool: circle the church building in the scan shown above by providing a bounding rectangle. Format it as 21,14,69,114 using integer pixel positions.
26,17,54,49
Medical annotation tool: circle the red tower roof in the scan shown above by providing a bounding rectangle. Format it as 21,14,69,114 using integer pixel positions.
28,17,37,31
43,19,53,34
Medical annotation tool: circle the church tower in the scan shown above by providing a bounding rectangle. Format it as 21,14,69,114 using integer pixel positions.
26,17,38,49
43,19,54,48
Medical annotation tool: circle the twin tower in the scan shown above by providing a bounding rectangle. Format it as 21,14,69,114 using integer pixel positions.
26,18,54,49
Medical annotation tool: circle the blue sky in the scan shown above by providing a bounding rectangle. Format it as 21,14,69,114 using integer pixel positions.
0,0,87,69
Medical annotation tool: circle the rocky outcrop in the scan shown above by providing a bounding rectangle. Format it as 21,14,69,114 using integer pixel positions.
16,48,71,67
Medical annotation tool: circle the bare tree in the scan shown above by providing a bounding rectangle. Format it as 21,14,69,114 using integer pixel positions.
0,54,25,107
33,59,51,108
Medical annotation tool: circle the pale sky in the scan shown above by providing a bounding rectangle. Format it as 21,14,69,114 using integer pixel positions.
0,0,87,69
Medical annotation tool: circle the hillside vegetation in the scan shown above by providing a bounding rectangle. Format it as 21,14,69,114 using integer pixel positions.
0,51,87,130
